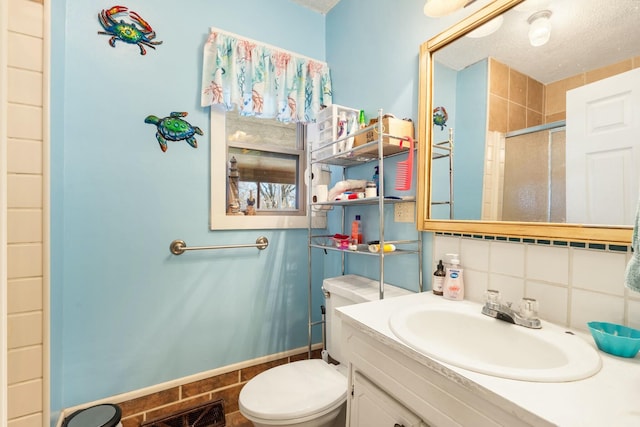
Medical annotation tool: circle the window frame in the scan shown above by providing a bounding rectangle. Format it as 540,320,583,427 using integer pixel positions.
210,106,312,230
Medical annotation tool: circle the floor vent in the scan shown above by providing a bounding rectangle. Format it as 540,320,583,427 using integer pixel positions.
141,399,225,427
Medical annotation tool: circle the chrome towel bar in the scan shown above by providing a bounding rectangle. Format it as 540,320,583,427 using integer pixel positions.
169,236,269,255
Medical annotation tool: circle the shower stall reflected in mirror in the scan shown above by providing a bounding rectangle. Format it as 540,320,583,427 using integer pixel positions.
482,123,566,223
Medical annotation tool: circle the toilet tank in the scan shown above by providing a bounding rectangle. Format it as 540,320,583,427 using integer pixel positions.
322,274,412,364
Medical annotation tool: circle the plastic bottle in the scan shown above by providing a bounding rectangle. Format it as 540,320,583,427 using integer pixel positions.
350,215,362,245
351,215,363,246
443,254,464,301
432,260,445,296
345,113,358,151
372,166,380,196
359,110,367,129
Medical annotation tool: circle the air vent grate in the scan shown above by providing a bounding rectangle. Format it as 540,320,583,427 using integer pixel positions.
141,399,225,427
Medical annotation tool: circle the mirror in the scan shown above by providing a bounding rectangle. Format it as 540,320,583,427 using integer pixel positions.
417,0,640,244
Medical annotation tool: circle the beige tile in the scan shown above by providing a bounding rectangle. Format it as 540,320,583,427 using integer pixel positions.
8,412,43,427
8,32,43,71
7,104,42,140
507,101,526,132
7,139,42,174
8,209,42,244
7,244,43,279
545,111,565,123
508,68,527,106
8,346,42,384
526,109,543,128
7,174,42,208
545,74,585,116
8,278,43,313
489,58,509,98
527,77,544,113
8,312,43,349
8,68,43,106
488,93,507,133
8,380,42,419
8,0,43,38
586,59,632,84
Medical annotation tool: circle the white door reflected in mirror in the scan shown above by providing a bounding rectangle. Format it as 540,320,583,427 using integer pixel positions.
566,67,640,226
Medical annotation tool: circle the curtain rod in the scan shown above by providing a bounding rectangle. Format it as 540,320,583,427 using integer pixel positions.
209,26,328,66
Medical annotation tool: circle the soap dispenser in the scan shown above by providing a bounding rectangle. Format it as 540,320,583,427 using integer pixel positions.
443,254,464,301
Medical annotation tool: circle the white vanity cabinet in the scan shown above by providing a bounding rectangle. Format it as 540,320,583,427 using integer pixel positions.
350,370,428,427
342,320,552,427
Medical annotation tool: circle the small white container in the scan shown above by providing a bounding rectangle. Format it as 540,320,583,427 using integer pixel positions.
443,254,464,301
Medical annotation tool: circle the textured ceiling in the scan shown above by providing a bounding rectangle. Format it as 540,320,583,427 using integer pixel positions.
292,0,640,84
434,0,640,84
289,0,341,14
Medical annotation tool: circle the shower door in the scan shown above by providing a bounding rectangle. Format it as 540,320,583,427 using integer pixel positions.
501,125,566,223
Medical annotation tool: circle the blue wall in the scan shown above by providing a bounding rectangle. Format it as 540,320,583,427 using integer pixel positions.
51,0,493,420
50,0,325,416
455,59,488,220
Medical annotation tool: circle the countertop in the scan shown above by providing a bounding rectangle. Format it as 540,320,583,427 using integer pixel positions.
337,291,640,427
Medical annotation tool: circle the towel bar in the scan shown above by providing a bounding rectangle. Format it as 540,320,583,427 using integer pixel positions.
169,237,269,255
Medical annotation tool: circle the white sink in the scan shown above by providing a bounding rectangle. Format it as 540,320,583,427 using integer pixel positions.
389,302,602,382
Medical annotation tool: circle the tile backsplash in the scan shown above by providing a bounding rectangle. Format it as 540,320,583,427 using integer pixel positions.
433,235,639,331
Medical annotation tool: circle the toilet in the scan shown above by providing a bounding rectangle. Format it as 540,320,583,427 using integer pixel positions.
239,274,412,427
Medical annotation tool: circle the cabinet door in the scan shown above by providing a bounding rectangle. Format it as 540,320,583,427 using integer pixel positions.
350,370,429,427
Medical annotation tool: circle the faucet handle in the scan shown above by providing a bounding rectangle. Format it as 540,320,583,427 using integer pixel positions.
520,297,539,320
484,289,501,306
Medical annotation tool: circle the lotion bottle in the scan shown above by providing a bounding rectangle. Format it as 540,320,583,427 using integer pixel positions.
443,254,464,301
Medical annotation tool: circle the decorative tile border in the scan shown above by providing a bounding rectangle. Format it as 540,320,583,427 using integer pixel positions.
435,232,630,253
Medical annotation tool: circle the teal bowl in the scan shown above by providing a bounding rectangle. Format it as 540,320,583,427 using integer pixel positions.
587,321,640,358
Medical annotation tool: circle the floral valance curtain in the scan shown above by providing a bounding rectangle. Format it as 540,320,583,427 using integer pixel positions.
201,28,333,123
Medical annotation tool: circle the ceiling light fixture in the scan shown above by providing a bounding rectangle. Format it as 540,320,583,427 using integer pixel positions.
528,10,552,47
423,0,476,17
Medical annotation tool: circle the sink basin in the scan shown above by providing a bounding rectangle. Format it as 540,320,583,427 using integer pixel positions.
389,303,602,382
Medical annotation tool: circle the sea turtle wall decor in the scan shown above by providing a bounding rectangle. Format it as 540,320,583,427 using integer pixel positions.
98,5,162,55
144,112,203,152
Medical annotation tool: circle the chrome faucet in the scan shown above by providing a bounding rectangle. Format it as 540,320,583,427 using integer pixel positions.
481,289,542,329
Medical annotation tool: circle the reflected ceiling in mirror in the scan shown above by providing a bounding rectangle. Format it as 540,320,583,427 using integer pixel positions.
417,0,639,243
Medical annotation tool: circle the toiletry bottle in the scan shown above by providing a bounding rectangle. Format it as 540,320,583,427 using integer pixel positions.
373,166,379,196
359,110,367,129
351,215,363,245
346,113,358,150
433,260,445,296
443,254,464,301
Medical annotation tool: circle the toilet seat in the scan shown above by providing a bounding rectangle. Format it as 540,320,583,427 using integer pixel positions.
239,359,347,422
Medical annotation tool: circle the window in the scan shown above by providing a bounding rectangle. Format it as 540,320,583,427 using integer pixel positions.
210,106,315,230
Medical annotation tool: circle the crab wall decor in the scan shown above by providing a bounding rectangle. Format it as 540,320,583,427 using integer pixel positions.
433,106,448,130
98,5,162,55
144,112,203,152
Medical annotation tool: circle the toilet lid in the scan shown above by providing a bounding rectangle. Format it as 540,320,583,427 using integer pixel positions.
239,359,347,421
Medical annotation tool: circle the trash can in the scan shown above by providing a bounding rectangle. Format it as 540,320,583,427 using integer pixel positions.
62,403,122,427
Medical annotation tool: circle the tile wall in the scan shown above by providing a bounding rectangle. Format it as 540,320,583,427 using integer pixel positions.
101,350,319,427
487,58,545,133
545,56,640,123
433,235,640,331
5,0,46,426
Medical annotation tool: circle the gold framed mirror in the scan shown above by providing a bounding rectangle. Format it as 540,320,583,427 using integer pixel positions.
417,0,639,244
